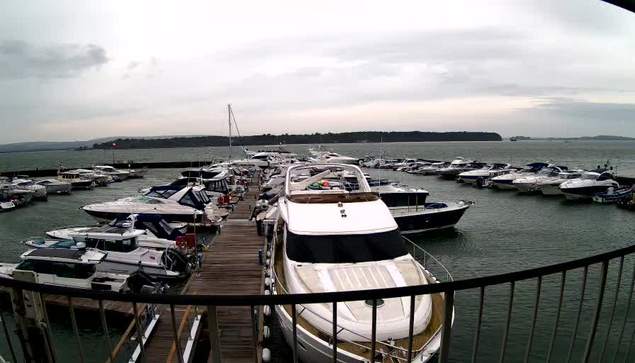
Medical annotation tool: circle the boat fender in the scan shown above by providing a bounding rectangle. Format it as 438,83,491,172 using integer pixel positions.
264,289,270,295
265,258,270,267
262,348,271,362
263,326,271,339
265,277,271,286
263,305,272,317
266,250,271,258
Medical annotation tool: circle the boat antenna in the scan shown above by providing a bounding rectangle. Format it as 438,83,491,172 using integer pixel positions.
378,135,383,196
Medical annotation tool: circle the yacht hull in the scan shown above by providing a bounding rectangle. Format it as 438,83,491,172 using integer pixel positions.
392,203,470,234
84,209,205,224
540,184,563,196
562,186,614,200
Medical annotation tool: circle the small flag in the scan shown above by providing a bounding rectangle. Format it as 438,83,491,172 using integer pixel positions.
112,142,117,147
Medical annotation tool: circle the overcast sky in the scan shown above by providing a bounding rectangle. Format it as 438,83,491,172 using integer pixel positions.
1,0,634,143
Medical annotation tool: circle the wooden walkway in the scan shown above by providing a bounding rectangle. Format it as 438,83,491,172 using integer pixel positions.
143,172,266,363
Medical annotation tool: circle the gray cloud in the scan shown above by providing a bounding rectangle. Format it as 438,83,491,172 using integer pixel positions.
534,97,635,122
0,41,109,80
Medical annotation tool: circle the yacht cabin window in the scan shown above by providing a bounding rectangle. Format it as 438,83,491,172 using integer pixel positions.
17,260,97,279
286,229,407,264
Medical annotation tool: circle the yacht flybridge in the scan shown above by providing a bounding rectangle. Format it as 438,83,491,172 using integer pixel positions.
271,164,451,363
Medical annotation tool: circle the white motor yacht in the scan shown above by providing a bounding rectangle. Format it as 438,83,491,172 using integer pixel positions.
93,165,130,181
412,162,450,175
438,158,486,180
458,163,514,184
512,165,568,193
403,162,432,173
490,162,550,190
82,185,223,226
0,247,161,293
36,179,72,194
559,170,619,200
272,164,451,363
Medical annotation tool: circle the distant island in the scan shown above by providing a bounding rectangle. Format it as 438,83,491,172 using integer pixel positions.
533,135,635,141
510,136,531,141
91,131,502,149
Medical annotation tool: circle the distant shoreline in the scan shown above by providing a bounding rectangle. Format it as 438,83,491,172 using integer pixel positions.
91,131,502,150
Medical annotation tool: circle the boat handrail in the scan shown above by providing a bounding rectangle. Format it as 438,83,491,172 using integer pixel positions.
403,236,454,283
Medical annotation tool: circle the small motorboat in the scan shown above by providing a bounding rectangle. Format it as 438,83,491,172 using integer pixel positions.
0,247,162,293
23,233,193,283
592,186,634,204
0,198,16,212
36,179,72,194
458,163,515,185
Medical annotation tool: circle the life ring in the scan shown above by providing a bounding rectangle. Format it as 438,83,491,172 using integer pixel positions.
217,196,224,204
176,236,187,248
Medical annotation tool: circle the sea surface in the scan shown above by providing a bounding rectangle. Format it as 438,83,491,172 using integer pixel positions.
0,140,634,362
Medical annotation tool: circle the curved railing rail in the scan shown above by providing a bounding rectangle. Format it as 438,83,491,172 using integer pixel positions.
1,242,635,363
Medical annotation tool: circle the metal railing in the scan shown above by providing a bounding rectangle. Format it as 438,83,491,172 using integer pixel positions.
1,243,635,363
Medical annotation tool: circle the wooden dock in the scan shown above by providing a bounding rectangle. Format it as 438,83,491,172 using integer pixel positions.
142,172,266,363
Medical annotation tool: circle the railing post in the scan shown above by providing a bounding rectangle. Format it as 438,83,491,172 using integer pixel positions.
292,304,298,363
370,299,378,363
207,305,222,363
523,276,542,363
471,286,485,363
407,295,416,363
132,302,146,363
332,301,338,363
439,290,455,363
68,297,85,363
546,271,566,363
583,260,609,363
0,311,18,363
499,281,515,363
98,300,115,363
170,304,185,363
600,256,624,361
567,265,588,363
11,287,36,362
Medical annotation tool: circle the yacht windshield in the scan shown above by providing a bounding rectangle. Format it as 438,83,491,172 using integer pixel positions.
581,174,598,180
286,229,407,263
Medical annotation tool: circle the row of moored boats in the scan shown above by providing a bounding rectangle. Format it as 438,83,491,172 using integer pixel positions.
0,165,148,212
369,157,631,202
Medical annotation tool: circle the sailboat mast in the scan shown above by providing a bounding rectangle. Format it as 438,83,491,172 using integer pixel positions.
228,103,233,161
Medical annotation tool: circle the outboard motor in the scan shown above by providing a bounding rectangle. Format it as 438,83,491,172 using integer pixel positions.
127,270,165,294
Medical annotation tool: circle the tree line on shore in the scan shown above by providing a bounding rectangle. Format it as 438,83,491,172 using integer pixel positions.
92,131,502,149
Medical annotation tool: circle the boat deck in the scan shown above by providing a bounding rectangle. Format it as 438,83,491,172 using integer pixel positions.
142,171,266,363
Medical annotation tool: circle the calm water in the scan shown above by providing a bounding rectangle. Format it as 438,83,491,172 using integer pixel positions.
1,141,634,362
